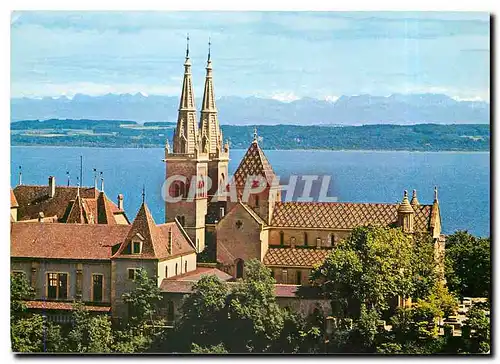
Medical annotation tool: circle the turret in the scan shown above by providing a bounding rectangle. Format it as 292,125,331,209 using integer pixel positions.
398,190,414,233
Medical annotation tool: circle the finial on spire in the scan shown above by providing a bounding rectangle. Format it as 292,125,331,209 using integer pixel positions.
66,171,70,187
18,166,22,186
253,127,258,143
142,184,146,203
404,190,408,198
186,33,190,59
410,189,420,207
208,37,211,62
434,186,438,202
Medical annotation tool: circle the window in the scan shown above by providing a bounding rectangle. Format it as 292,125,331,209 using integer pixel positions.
165,266,168,278
304,232,308,246
175,263,178,276
270,269,275,278
236,259,244,279
280,231,284,246
255,195,260,207
166,301,174,323
128,268,139,280
185,261,188,273
296,271,302,285
124,242,132,254
316,237,321,247
330,234,335,246
76,269,83,296
132,241,141,254
47,273,68,299
92,274,103,302
282,269,288,284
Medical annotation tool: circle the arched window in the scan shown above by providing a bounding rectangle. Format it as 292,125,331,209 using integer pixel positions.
165,266,168,278
174,183,181,197
280,231,284,246
175,263,178,276
236,259,244,279
185,260,188,273
304,232,308,246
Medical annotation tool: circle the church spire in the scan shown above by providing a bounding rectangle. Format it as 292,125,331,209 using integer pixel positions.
173,34,199,154
199,37,223,155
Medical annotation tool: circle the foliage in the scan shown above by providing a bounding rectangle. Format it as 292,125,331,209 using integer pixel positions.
311,226,416,316
10,273,34,317
11,314,65,353
191,343,228,354
121,268,163,326
462,303,490,353
444,231,490,298
66,302,114,353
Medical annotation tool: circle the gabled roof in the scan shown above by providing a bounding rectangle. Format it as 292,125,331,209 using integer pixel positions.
112,202,195,260
11,222,129,260
271,201,434,232
263,247,330,268
231,140,277,189
66,194,88,224
10,189,18,208
12,185,128,225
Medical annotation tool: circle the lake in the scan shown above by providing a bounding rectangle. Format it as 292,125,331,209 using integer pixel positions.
10,147,490,237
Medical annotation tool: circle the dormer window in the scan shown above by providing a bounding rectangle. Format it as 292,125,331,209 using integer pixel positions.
132,241,142,254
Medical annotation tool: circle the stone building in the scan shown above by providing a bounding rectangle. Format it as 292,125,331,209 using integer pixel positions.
10,200,196,322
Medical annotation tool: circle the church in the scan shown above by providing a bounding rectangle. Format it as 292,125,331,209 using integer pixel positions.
162,39,445,285
10,39,444,323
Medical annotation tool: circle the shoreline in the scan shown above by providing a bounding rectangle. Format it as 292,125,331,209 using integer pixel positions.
10,144,491,154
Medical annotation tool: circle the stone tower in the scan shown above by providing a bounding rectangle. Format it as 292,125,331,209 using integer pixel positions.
165,36,209,253
199,39,229,199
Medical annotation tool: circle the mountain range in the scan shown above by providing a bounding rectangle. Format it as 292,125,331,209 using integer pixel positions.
10,93,489,125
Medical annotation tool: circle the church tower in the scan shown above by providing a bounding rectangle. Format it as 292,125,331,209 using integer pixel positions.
199,39,229,199
164,36,209,252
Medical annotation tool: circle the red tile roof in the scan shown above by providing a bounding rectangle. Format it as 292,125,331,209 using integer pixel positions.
112,203,195,260
11,222,130,260
12,185,127,225
25,300,111,312
166,267,233,282
263,247,330,268
231,140,277,189
271,201,433,232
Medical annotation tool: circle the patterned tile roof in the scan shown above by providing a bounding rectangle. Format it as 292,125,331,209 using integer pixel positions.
11,222,130,260
263,247,331,268
231,140,277,189
271,202,433,232
25,300,111,312
12,185,128,224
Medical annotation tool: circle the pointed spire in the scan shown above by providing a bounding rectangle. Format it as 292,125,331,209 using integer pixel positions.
410,189,420,207
173,34,199,154
199,37,223,155
398,190,414,213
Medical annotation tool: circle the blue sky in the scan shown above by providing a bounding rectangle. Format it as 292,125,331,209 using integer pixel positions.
11,11,490,101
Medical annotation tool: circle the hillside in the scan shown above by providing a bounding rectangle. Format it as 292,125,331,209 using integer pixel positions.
10,119,490,152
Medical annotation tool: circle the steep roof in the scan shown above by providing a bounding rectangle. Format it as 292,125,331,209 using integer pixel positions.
10,189,18,208
112,202,195,260
12,185,128,225
11,222,129,260
231,140,277,189
263,247,330,268
271,201,433,232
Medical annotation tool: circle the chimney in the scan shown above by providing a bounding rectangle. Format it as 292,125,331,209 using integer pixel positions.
117,194,124,210
48,176,56,198
38,211,44,222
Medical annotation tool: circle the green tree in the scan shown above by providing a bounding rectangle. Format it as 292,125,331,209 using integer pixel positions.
66,302,114,353
462,303,490,353
311,226,415,316
10,272,34,318
445,231,490,298
122,268,163,326
191,343,228,354
225,259,285,352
